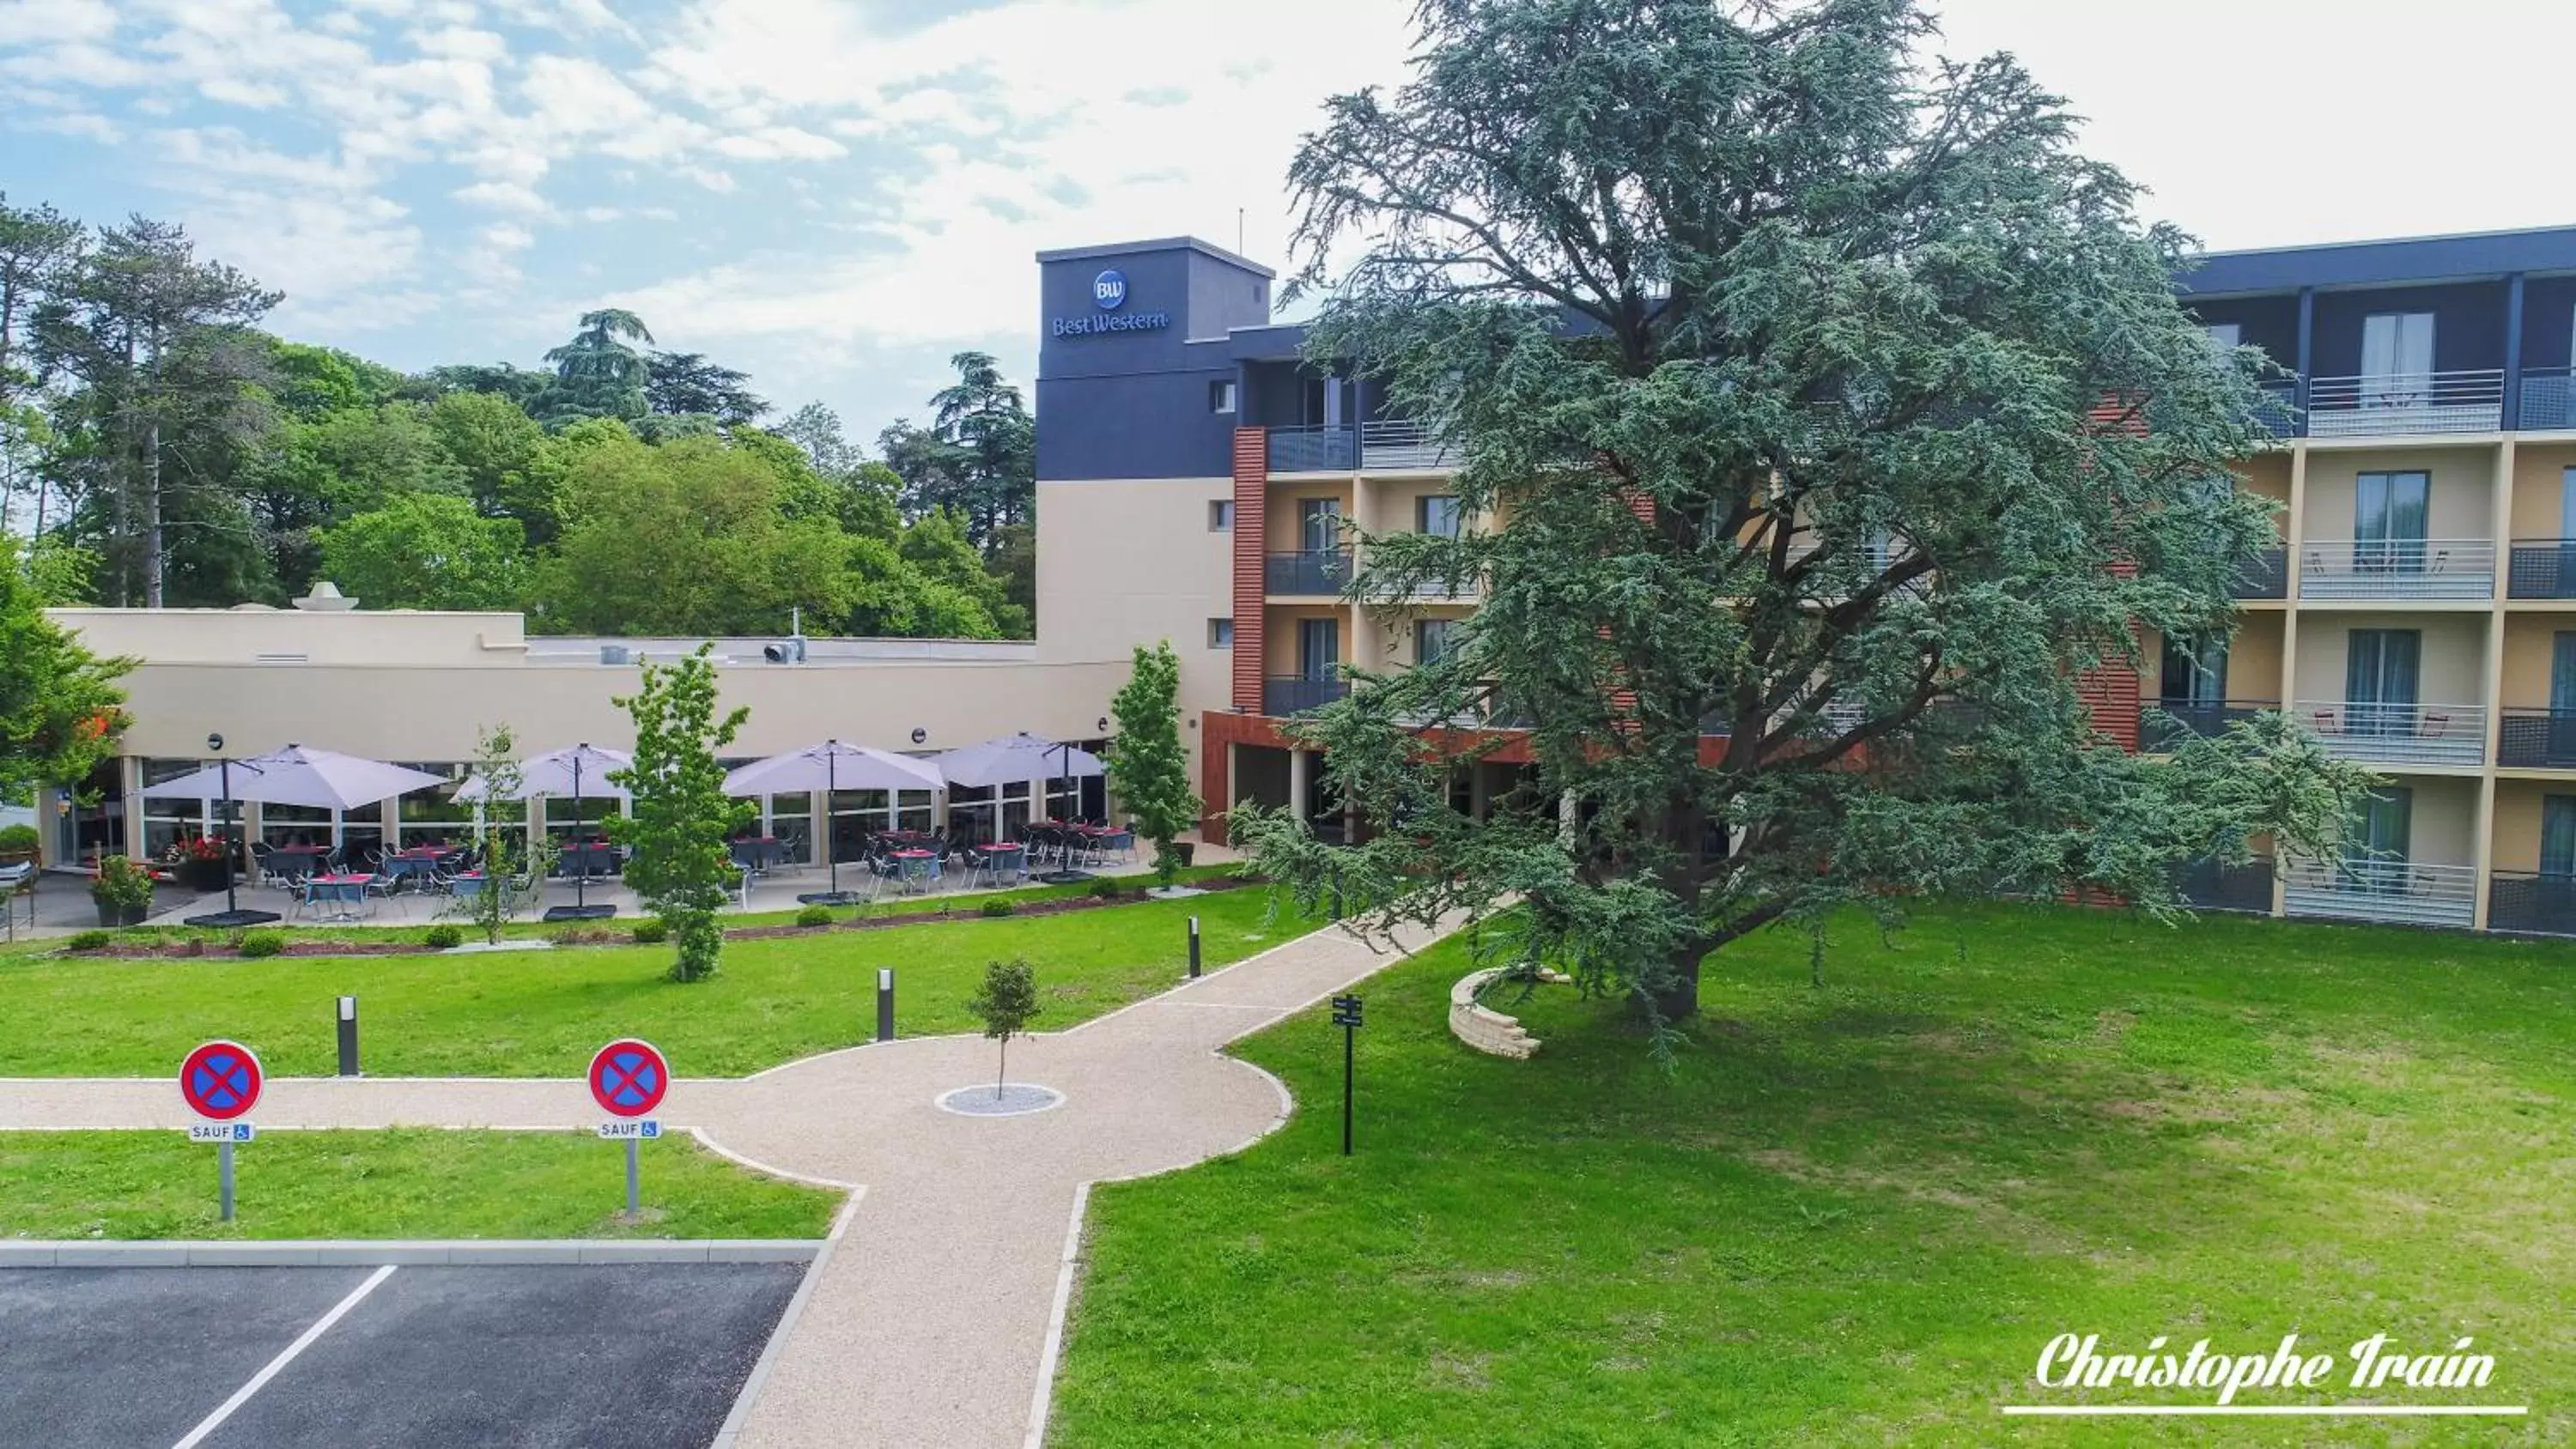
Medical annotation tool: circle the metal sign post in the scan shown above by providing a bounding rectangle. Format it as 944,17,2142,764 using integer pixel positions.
1331,994,1364,1156
179,1040,264,1222
1188,916,1201,979
588,1039,671,1217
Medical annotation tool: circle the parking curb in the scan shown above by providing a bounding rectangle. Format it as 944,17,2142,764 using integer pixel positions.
0,1239,824,1267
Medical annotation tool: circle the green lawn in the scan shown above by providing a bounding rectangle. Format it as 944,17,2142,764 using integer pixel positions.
0,884,1315,1077
1051,904,2576,1447
0,1129,839,1240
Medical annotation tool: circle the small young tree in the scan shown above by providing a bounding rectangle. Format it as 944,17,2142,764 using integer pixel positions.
1106,640,1200,892
0,532,131,803
963,956,1041,1099
607,646,750,982
466,723,521,947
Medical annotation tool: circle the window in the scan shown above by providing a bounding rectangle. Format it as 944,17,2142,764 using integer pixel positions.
2344,628,2421,737
393,764,472,849
2546,796,2576,878
2360,312,2434,406
2343,787,2412,893
2159,635,2226,707
1416,618,1457,664
1209,617,1234,649
2204,322,2242,349
1298,617,1340,678
2354,470,2429,573
1298,497,1343,553
1418,494,1462,538
140,757,214,859
1208,500,1234,532
1209,379,1237,415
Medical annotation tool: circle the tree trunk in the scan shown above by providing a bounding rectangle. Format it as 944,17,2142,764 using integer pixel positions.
1650,943,1704,1020
996,1035,1008,1099
143,414,163,608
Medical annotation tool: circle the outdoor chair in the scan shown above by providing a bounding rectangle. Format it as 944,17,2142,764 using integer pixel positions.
250,842,289,888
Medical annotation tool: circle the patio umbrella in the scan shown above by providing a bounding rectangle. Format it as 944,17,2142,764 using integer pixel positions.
723,741,945,903
455,743,634,919
152,745,449,928
935,733,1109,883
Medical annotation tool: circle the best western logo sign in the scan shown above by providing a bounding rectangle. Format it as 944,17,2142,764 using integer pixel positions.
1051,267,1171,338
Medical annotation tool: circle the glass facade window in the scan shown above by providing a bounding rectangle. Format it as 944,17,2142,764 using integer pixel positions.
1419,494,1462,538
1209,617,1234,648
140,757,213,860
831,788,890,863
1209,500,1234,532
766,792,813,860
394,764,471,849
545,794,622,844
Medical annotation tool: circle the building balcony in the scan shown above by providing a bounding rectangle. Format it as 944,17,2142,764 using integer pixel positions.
2520,367,2576,433
2488,871,2576,936
2233,547,2287,600
2296,700,2487,767
2304,370,2503,438
1267,425,1357,473
1361,419,1457,471
2283,858,2476,929
2251,380,2301,440
1266,550,1352,596
2497,709,2576,769
2176,855,2275,914
2296,540,2494,601
2142,700,2276,751
2506,540,2576,599
1263,676,1349,717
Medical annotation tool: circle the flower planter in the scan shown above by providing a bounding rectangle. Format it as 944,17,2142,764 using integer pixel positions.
178,858,234,893
95,902,150,929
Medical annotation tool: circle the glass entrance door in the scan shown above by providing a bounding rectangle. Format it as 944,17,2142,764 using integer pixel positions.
2360,311,2434,407
2343,787,2413,894
2354,471,2429,573
1299,616,1340,679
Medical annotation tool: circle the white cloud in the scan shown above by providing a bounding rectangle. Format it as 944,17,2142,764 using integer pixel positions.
454,179,550,213
479,221,535,252
33,111,123,143
711,124,846,161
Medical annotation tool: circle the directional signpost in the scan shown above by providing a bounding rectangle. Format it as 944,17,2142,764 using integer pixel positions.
179,1040,264,1222
587,1038,670,1216
1331,994,1364,1156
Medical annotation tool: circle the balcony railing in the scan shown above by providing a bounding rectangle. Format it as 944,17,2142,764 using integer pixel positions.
1266,550,1352,596
1267,425,1357,473
2296,539,2494,600
1360,419,1457,471
2497,709,2576,769
2295,700,2487,767
2142,700,2276,751
2233,547,2287,600
2489,871,2576,936
2507,540,2576,599
2251,379,2301,440
2305,370,2504,437
2177,855,2275,914
2521,367,2576,433
1263,676,1349,717
2283,858,2476,929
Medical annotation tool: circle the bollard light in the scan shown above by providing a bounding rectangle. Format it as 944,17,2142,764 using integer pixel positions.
336,995,360,1077
876,967,896,1043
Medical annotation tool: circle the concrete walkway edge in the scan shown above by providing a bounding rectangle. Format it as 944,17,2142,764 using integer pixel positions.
714,1189,869,1449
0,1239,825,1267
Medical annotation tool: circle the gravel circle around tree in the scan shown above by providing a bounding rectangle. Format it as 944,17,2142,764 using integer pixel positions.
934,1083,1066,1118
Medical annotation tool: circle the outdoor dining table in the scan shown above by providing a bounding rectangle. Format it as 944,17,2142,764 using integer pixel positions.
447,871,487,900
971,842,1028,887
729,836,784,870
382,851,453,882
890,848,939,894
301,872,374,923
558,843,618,878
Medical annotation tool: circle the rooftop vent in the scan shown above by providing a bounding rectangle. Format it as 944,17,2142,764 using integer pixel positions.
293,581,357,612
600,645,631,665
762,636,808,664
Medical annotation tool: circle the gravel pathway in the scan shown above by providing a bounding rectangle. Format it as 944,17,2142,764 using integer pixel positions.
0,911,1469,1448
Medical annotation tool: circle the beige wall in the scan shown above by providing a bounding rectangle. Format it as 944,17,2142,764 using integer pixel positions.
1033,476,1239,785
57,607,530,666
2230,613,2287,700
2291,615,2487,706
2300,447,2494,545
2499,618,2576,710
2237,454,2292,537
1363,479,1464,536
2493,783,2551,874
1365,602,1474,667
2508,443,2576,538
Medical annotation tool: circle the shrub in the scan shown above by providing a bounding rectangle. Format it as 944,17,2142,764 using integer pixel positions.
630,919,670,945
1088,876,1127,900
423,925,464,949
235,930,287,959
979,899,1017,919
89,855,156,912
64,929,111,952
795,904,835,928
0,822,39,856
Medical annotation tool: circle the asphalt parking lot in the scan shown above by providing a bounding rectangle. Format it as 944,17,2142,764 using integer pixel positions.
0,1262,805,1448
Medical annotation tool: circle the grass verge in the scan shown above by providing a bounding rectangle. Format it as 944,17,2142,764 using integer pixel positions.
1050,902,2576,1447
0,883,1316,1077
0,1129,839,1240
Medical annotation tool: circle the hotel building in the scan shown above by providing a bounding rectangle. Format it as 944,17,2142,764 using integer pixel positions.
36,225,2576,937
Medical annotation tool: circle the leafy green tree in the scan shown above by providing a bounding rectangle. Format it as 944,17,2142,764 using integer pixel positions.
263,341,406,418
1232,0,2372,1025
319,494,526,610
606,646,751,982
1107,640,1200,890
34,215,279,606
424,361,550,408
986,521,1037,636
427,390,548,536
898,508,1024,635
532,309,653,427
0,532,131,801
646,350,767,425
963,957,1041,1097
0,195,82,537
465,724,523,946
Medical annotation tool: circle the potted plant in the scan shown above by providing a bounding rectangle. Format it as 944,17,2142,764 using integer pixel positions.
167,834,233,893
90,855,156,928
0,822,37,866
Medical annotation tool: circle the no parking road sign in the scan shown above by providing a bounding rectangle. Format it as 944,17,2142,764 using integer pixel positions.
179,1040,264,1121
589,1039,670,1216
178,1040,263,1222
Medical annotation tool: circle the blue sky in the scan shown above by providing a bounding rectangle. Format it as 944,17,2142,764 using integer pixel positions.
4,0,2573,442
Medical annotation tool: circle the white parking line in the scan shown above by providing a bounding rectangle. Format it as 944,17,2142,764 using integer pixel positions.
169,1264,396,1449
